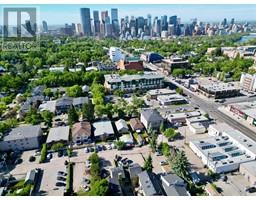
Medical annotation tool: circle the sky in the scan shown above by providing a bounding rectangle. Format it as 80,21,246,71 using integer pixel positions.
1,4,256,25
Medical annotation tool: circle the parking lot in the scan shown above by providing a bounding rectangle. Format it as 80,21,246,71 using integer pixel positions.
213,172,256,196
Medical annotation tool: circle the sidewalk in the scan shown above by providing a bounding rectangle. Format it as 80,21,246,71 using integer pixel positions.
218,106,256,133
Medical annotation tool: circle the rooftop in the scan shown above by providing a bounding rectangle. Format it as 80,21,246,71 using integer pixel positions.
2,125,42,141
147,88,176,96
46,126,70,144
93,121,114,137
104,73,164,83
141,108,163,122
198,78,240,92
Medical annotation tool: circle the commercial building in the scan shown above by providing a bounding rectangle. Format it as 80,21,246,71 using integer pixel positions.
162,56,190,72
147,88,176,100
227,101,256,126
140,52,164,63
157,94,187,106
104,73,164,92
167,111,202,125
189,125,256,173
0,125,42,151
198,78,241,99
109,47,124,62
117,57,144,71
240,73,256,92
240,161,256,186
80,8,92,36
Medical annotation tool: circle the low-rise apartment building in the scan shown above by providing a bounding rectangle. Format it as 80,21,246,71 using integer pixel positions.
104,73,164,92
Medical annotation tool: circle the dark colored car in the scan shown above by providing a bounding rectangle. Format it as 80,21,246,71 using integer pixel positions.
57,171,67,176
56,182,66,187
246,187,256,193
57,176,66,181
58,151,63,157
29,156,36,162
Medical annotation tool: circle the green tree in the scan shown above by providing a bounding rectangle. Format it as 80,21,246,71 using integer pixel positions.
164,128,178,141
68,107,79,125
43,88,53,97
143,154,153,172
82,101,94,122
115,141,126,150
66,85,83,97
87,179,109,196
40,110,53,126
176,87,183,95
40,143,47,163
171,150,190,181
149,132,157,152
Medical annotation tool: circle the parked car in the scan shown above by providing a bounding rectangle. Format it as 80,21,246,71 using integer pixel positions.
85,160,91,168
56,182,66,187
58,151,63,157
245,186,256,193
57,171,67,176
57,176,66,181
83,178,90,184
83,185,90,192
190,171,201,184
84,147,89,153
29,156,36,162
160,160,168,166
47,153,53,160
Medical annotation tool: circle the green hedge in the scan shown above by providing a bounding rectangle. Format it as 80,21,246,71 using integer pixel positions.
39,143,47,163
66,162,74,195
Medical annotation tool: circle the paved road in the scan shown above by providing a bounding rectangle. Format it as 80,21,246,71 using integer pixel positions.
164,76,256,141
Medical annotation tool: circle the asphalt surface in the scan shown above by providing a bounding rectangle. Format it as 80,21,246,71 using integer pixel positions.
164,76,256,141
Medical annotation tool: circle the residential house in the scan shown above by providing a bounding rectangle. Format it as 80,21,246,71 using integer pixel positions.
71,121,91,145
93,121,115,141
46,126,70,145
160,173,189,196
109,167,125,196
72,97,88,109
115,119,129,134
140,109,163,130
129,118,144,133
138,171,162,196
0,125,42,151
128,163,142,187
55,96,73,114
119,133,134,147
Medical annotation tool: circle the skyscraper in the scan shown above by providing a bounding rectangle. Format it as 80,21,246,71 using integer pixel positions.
111,8,118,22
111,8,119,36
42,20,48,33
93,10,100,35
80,8,92,36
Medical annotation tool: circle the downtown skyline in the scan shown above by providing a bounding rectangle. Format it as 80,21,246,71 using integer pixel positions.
1,4,256,25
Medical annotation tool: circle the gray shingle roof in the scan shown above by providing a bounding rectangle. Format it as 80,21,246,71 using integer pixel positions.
73,97,88,106
3,125,42,141
141,109,163,122
93,121,114,137
160,173,189,196
138,171,157,196
46,126,70,143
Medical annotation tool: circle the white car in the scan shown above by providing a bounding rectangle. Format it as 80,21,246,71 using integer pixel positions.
105,144,112,150
84,147,89,153
83,185,90,192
